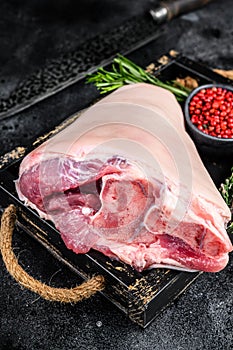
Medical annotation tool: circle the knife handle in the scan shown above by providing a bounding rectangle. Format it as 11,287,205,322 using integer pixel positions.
162,0,214,20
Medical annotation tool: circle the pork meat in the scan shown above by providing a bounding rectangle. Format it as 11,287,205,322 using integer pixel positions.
16,83,232,272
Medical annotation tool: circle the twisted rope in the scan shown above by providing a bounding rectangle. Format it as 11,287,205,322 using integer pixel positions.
0,205,105,302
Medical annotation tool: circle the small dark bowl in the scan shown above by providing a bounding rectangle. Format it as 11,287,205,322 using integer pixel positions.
184,83,233,158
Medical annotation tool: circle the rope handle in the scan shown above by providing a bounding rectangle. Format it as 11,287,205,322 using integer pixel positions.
0,205,105,302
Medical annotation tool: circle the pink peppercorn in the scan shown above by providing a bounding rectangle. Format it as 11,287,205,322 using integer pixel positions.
189,86,233,138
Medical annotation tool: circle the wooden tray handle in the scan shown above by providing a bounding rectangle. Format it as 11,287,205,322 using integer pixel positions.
0,205,105,302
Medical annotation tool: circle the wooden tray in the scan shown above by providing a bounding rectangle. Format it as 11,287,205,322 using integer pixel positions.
0,54,232,328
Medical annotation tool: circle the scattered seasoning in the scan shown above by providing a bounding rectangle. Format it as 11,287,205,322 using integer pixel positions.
214,69,233,80
189,86,233,138
145,63,156,74
0,146,26,170
175,76,199,90
157,55,170,66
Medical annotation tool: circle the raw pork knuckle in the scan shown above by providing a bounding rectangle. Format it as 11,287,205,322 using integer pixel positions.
16,83,232,272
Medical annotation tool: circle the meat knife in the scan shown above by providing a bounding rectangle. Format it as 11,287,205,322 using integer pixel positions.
0,0,215,121
150,0,215,23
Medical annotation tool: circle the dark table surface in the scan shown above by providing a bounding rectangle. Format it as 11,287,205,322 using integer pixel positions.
0,1,233,349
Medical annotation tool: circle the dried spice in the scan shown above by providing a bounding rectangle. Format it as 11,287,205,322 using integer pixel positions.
189,86,233,138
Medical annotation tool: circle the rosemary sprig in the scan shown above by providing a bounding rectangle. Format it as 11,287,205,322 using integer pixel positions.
220,167,233,209
220,168,233,234
87,54,190,102
227,222,233,235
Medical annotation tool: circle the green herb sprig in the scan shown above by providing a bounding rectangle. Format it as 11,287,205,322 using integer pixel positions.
220,168,233,234
87,54,190,102
220,167,233,209
227,222,233,235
